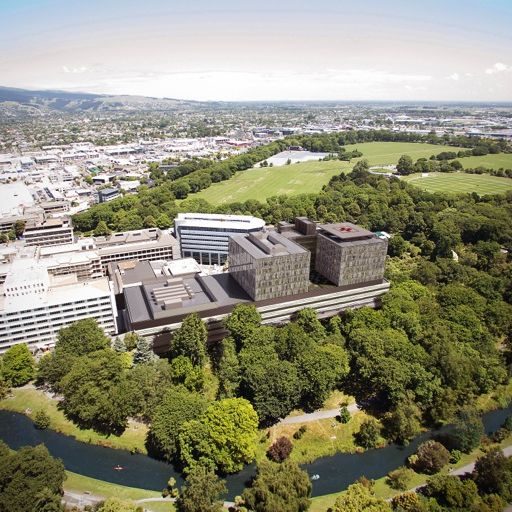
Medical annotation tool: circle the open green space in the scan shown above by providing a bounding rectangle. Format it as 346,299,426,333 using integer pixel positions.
189,142,466,204
0,386,148,453
402,172,512,195
457,152,512,169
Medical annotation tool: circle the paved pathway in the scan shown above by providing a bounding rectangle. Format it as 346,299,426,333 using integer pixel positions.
279,403,359,425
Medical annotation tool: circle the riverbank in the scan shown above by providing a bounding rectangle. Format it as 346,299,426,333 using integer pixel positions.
309,433,512,512
64,472,176,512
0,385,148,453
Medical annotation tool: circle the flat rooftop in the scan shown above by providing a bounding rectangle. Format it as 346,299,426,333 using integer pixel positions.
318,222,375,242
231,231,308,259
94,228,177,248
175,212,265,231
124,272,250,324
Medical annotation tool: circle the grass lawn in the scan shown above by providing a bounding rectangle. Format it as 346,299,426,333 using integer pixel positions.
189,142,466,205
0,386,147,453
64,472,175,512
255,410,384,465
458,152,512,169
402,172,512,195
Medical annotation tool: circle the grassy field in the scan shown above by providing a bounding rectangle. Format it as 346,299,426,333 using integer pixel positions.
190,142,466,205
0,387,148,453
402,172,512,195
65,472,175,512
458,152,512,169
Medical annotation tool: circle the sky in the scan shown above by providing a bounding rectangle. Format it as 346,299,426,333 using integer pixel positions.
0,0,511,101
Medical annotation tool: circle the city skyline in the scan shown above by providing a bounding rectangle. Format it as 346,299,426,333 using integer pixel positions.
0,0,511,101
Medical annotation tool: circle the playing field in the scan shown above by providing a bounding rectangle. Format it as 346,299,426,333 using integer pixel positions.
401,172,512,195
191,142,466,204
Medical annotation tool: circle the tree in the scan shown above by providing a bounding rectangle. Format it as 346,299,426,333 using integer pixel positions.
339,406,351,424
96,498,141,512
224,304,261,347
112,336,127,353
60,350,133,435
296,308,326,341
413,440,450,474
33,409,51,430
388,235,408,257
267,437,293,462
156,213,172,229
331,482,392,512
390,492,426,512
423,474,481,510
397,155,414,175
93,220,111,237
143,215,157,228
175,465,226,512
242,460,311,512
215,337,241,399
179,398,259,474
126,359,173,420
472,448,512,500
146,387,207,461
239,342,301,426
170,356,205,392
13,220,26,238
296,348,343,411
33,486,64,512
133,336,157,365
38,319,110,389
451,409,484,453
384,399,422,445
170,313,207,367
1,343,34,386
386,466,415,491
355,419,381,449
0,442,65,512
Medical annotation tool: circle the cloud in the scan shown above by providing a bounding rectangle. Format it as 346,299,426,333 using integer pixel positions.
61,65,90,74
447,73,460,81
485,62,510,74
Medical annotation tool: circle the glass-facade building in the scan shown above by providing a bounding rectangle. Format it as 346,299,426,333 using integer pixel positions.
174,213,265,265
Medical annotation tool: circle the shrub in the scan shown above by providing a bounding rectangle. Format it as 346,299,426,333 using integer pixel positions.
267,437,293,462
414,440,450,474
503,415,512,432
391,491,426,511
338,406,351,424
386,466,415,491
33,409,50,430
293,425,307,440
449,449,462,464
491,428,508,444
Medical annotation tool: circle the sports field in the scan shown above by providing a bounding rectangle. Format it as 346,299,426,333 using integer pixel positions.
191,142,465,204
401,172,512,195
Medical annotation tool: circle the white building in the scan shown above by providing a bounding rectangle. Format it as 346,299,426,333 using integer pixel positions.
174,213,265,265
0,259,116,353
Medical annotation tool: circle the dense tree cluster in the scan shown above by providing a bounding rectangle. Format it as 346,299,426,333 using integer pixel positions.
0,442,65,512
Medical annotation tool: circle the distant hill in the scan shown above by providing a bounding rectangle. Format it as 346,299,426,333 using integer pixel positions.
0,86,206,115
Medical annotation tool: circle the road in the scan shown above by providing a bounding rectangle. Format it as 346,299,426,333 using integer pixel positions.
279,403,359,425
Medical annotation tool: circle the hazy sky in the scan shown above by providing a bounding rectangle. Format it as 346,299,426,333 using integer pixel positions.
1,0,511,101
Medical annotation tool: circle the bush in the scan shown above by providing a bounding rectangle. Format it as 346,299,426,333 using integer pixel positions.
293,425,307,440
267,437,293,462
414,440,450,474
386,466,415,491
33,409,50,430
503,415,512,432
491,428,508,444
338,406,351,424
449,449,462,464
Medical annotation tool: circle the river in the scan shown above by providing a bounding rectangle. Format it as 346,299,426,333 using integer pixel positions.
0,405,510,499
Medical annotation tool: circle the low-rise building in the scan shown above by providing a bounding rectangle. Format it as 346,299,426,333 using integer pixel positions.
23,217,74,247
99,187,121,203
94,228,180,269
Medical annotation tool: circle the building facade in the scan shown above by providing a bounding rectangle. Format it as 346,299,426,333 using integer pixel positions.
315,222,388,286
0,260,116,354
229,231,310,301
23,217,74,247
174,213,265,266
